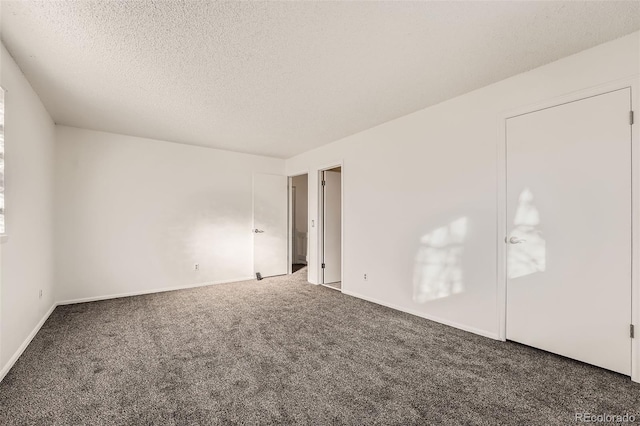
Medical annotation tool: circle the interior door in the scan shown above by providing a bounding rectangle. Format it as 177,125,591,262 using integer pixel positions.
253,173,288,278
506,88,632,375
322,170,341,284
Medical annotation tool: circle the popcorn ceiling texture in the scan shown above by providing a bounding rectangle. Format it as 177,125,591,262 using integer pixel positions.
0,1,639,158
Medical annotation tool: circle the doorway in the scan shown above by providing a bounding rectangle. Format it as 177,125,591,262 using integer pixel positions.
289,174,308,274
320,166,342,290
504,88,632,375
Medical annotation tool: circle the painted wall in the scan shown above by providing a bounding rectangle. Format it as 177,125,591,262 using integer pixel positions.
55,126,284,302
0,44,56,375
286,33,639,342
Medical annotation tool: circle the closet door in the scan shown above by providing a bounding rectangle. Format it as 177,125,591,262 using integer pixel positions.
506,88,632,375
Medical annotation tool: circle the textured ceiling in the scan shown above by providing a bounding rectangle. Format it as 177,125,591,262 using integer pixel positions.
1,1,639,158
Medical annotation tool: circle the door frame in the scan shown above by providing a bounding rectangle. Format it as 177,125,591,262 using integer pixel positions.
287,170,309,275
317,162,344,288
497,77,639,382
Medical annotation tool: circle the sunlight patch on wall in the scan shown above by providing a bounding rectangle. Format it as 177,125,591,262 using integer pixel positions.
413,217,468,303
508,188,546,279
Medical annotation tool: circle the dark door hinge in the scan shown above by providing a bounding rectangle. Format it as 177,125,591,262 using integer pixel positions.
321,263,325,269
631,111,634,125
631,324,635,339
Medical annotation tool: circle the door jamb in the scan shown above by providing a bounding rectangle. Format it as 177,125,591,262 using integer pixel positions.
497,76,639,383
289,184,296,275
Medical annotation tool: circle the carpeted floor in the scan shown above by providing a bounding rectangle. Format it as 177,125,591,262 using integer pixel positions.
292,264,306,273
0,267,638,425
322,281,341,291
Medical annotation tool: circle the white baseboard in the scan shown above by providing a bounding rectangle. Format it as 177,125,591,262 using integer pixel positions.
341,289,500,341
0,303,56,382
56,276,255,306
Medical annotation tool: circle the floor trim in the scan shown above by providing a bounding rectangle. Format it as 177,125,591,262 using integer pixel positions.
56,276,255,306
0,303,56,382
341,289,500,340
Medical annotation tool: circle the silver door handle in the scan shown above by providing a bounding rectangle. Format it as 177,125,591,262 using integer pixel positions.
253,229,264,233
509,236,526,244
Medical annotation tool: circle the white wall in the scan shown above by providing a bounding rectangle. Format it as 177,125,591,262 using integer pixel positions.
55,126,284,302
0,44,56,376
286,33,639,341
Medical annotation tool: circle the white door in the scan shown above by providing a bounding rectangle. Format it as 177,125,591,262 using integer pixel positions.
506,88,632,375
253,173,288,278
322,170,341,284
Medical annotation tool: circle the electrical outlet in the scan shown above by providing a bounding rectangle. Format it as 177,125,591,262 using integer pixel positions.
194,264,200,271
363,273,368,281
39,289,43,299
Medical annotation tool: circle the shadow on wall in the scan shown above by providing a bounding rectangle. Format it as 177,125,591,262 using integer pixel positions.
508,188,546,279
413,217,468,303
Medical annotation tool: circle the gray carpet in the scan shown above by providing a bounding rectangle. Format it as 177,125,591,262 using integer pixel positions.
292,264,306,273
322,281,341,291
0,267,638,425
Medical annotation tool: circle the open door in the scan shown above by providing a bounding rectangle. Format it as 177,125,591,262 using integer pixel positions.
321,169,342,285
253,173,288,278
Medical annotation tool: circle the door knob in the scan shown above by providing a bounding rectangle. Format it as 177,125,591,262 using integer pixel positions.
253,229,264,233
509,236,526,244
